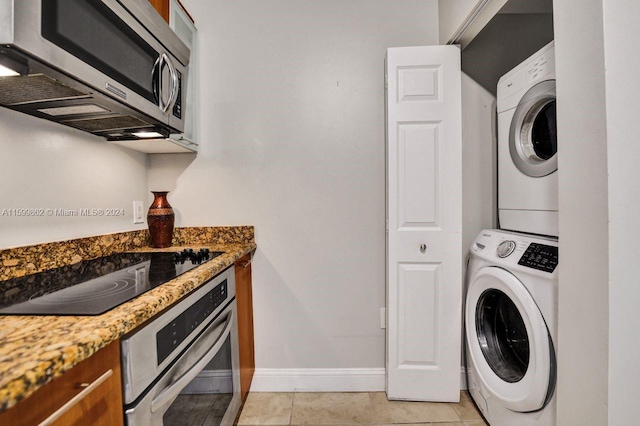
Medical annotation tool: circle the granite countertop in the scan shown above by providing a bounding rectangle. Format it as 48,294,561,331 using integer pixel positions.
0,227,256,413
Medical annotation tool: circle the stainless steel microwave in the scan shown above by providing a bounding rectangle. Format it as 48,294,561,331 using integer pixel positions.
0,0,190,140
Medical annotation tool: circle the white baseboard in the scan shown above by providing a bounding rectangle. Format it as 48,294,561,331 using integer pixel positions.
250,367,468,393
250,368,386,392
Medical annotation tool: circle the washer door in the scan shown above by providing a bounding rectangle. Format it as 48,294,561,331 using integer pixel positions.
466,266,553,412
509,80,557,177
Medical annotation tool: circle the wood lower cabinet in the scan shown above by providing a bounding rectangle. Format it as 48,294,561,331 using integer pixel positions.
235,253,255,401
0,340,123,426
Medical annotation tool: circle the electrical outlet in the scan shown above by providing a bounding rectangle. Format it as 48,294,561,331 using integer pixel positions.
133,201,144,224
380,307,386,329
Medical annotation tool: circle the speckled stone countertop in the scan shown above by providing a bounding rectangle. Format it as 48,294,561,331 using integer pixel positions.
0,227,256,412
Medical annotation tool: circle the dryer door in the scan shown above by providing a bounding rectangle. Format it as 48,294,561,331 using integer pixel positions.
466,266,554,412
509,80,557,177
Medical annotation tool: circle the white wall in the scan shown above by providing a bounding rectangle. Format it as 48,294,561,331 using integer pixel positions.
554,0,609,424
438,0,479,44
461,72,496,258
0,108,148,249
459,72,496,390
602,0,640,423
555,0,640,424
149,0,439,379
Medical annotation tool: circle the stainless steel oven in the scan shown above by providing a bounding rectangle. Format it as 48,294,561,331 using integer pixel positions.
121,266,241,426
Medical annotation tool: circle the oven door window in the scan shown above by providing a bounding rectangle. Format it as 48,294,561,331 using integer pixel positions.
162,334,234,426
41,0,158,103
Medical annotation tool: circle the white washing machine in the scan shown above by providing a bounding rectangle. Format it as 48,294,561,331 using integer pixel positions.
498,42,558,237
465,229,558,426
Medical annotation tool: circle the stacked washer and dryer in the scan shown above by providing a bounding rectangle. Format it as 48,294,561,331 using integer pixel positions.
465,42,559,426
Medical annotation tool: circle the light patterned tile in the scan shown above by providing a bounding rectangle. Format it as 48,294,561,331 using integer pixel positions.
450,391,485,421
369,392,461,424
290,392,374,425
237,392,294,425
464,421,489,426
376,423,465,426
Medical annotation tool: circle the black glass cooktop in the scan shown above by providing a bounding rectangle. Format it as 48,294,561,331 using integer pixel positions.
0,249,223,316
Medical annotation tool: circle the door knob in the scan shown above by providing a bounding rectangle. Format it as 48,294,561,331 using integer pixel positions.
420,244,427,252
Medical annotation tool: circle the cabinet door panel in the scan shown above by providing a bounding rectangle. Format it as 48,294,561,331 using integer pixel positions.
235,253,255,401
0,341,123,426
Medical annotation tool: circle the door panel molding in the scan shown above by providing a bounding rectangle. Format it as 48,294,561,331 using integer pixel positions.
386,45,462,402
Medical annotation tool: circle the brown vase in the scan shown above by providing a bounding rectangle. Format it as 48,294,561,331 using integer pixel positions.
147,191,175,248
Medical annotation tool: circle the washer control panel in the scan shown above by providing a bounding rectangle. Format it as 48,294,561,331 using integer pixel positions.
518,243,558,272
496,240,516,258
471,230,559,276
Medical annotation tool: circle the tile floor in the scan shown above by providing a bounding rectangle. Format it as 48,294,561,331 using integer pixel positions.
237,391,487,425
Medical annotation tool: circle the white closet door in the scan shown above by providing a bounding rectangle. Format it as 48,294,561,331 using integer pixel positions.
386,46,462,402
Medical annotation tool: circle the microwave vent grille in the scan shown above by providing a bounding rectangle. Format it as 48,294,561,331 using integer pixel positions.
65,115,151,132
0,74,89,105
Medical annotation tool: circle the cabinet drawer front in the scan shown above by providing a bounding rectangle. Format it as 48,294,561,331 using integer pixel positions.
0,340,124,426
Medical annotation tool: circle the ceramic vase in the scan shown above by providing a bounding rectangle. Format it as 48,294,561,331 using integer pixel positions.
147,191,175,248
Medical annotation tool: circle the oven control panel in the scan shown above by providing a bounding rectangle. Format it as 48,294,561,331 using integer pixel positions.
156,279,228,365
518,243,558,273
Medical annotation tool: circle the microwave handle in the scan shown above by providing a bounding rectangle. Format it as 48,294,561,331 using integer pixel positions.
159,53,178,115
149,309,234,414
154,53,178,115
151,55,161,106
165,55,179,114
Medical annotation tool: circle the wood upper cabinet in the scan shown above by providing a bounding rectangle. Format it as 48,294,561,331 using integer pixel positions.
0,340,124,426
235,253,255,401
148,0,170,22
126,0,200,153
168,0,199,148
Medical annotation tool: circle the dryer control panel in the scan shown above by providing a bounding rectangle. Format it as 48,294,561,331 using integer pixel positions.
518,243,558,273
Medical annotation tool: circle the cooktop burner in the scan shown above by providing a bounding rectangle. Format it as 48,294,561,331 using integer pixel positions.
0,249,223,316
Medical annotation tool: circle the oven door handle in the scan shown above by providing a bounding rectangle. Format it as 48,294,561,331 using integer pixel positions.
150,309,234,414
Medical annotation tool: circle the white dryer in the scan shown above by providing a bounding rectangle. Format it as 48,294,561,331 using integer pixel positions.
498,42,558,237
465,229,558,426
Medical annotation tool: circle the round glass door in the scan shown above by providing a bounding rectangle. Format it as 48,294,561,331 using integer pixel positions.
465,267,552,412
476,289,529,383
509,80,557,177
